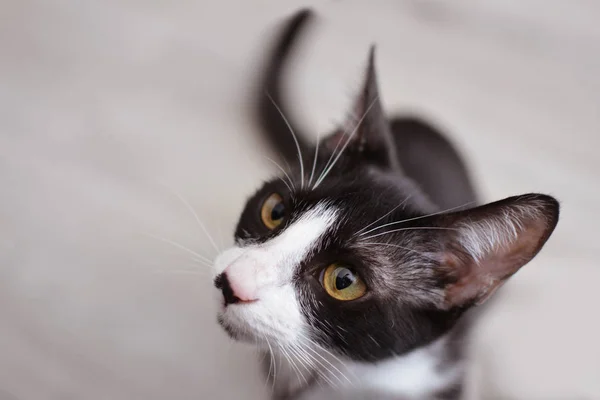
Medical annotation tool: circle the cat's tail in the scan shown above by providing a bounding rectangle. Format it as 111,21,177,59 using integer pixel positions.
253,9,314,164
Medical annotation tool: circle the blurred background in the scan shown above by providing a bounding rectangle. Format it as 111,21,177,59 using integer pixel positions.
1,0,599,399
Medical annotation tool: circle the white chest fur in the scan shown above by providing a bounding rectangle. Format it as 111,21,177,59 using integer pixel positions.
273,335,463,400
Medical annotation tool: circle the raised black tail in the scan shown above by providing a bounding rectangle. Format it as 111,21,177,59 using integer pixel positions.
253,9,314,164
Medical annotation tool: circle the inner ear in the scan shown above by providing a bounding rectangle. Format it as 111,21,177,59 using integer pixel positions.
434,194,560,309
322,47,400,171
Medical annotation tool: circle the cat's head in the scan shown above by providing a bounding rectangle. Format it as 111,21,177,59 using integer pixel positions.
213,42,559,361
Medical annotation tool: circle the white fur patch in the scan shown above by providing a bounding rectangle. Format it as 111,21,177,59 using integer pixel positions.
347,336,462,397
296,335,462,400
214,203,338,344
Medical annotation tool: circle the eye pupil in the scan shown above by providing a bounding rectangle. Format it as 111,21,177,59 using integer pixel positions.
321,264,366,301
335,268,355,290
271,202,285,221
260,193,285,230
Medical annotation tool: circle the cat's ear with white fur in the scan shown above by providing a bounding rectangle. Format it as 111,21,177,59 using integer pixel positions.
433,194,559,309
322,47,401,171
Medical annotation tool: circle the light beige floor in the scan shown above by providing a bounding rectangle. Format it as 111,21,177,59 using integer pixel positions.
1,1,599,399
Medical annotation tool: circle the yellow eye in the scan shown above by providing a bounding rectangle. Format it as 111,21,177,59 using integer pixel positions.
260,193,286,230
321,264,367,301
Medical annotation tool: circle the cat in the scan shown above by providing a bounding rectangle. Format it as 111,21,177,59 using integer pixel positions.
213,9,559,400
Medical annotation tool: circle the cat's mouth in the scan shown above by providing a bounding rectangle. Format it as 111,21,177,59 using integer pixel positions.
215,288,306,348
212,259,308,347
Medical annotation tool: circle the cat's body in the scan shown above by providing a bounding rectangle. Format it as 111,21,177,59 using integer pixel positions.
213,9,559,400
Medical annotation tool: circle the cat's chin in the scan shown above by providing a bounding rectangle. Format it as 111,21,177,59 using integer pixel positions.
217,309,265,345
217,307,294,352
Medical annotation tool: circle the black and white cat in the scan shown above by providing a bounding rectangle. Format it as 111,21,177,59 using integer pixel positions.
213,9,559,400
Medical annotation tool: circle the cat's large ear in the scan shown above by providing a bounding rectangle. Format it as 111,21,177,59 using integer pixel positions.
323,47,400,171
432,194,559,309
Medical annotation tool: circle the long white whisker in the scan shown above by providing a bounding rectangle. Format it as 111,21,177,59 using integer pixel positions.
289,343,335,388
292,341,337,387
360,226,459,242
181,256,213,268
170,190,221,254
358,201,476,237
314,128,346,190
264,156,295,193
296,333,352,385
266,338,276,393
267,93,305,189
308,131,321,188
266,353,273,391
258,337,271,392
140,232,214,265
281,345,308,385
313,97,379,189
280,152,295,178
287,343,314,374
354,194,414,236
150,252,213,269
153,269,211,276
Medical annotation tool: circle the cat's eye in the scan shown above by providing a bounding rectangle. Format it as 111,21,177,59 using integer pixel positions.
260,193,286,230
321,264,366,301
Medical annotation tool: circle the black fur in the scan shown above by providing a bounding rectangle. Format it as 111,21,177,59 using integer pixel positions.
390,117,478,210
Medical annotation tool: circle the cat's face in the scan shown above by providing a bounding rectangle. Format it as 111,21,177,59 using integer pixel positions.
214,163,558,362
214,166,446,361
213,49,559,362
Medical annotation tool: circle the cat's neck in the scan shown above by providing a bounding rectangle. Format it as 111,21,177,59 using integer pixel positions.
271,331,465,400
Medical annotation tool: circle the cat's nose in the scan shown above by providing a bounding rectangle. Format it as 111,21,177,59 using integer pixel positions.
214,272,240,306
214,272,257,306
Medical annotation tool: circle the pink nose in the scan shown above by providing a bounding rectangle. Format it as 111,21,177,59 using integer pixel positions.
214,270,258,306
227,272,258,303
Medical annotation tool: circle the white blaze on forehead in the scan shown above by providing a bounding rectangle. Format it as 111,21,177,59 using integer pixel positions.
263,203,338,272
214,203,338,279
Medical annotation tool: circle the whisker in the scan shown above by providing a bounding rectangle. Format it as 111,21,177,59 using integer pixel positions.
153,269,211,276
146,251,213,269
279,152,295,180
185,257,213,268
264,156,295,194
358,201,476,237
267,93,305,189
140,232,214,265
314,128,346,191
281,345,308,385
315,110,365,187
290,343,334,388
361,242,440,263
169,189,221,254
308,131,321,188
360,226,459,242
354,194,414,236
262,350,272,391
292,341,337,387
255,342,271,388
313,96,379,189
287,343,314,375
295,333,352,385
266,338,276,393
